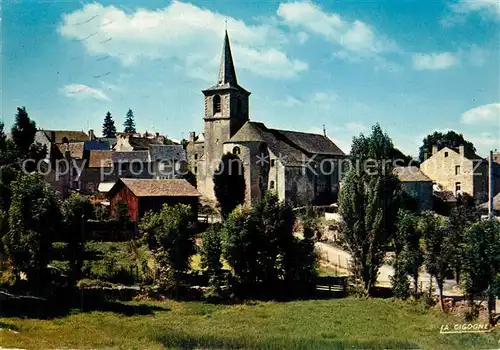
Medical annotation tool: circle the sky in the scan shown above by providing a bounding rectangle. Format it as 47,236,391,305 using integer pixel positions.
1,0,499,157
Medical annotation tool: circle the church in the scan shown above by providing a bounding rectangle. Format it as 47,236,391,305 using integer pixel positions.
187,31,346,207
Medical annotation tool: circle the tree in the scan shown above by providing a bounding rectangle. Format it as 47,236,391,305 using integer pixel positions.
123,109,136,133
420,211,453,312
61,193,94,286
392,210,423,299
461,219,500,326
220,192,315,298
213,152,245,219
448,194,479,284
0,121,6,152
2,173,61,286
339,124,402,295
419,130,475,163
11,107,37,156
200,223,224,297
139,204,197,292
102,111,116,138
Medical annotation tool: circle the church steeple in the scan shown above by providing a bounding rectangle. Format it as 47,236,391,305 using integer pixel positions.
217,30,238,87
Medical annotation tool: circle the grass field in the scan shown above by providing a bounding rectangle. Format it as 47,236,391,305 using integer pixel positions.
1,298,498,349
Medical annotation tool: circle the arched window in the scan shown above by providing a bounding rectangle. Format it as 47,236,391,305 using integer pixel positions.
270,181,275,189
233,146,241,155
213,95,221,114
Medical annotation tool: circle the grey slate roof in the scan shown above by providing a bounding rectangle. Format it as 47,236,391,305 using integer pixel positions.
149,145,186,161
226,121,345,166
479,193,500,211
128,137,163,150
112,151,149,163
202,31,250,95
394,166,432,182
273,129,345,156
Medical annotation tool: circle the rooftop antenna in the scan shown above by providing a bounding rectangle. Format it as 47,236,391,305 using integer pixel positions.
323,124,326,137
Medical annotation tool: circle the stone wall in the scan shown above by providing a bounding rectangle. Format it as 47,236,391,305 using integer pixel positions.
420,147,488,199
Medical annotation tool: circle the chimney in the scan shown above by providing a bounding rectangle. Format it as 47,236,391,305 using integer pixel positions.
155,132,159,139
88,129,95,141
431,145,438,156
51,131,56,143
458,145,465,156
189,131,196,142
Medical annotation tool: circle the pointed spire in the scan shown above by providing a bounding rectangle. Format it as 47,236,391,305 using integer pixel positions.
217,30,238,86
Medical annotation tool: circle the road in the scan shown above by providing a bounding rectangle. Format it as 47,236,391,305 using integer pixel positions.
315,241,461,297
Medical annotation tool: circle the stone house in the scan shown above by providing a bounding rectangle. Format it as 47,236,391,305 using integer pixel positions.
186,31,345,207
394,166,433,211
419,145,491,201
149,145,187,179
107,178,200,222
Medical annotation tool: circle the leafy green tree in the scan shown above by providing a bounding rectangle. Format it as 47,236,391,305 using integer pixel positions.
461,219,500,325
220,192,315,298
123,109,136,133
2,173,61,286
0,165,19,211
449,194,479,284
139,204,197,291
0,121,6,152
200,223,224,296
11,107,37,156
339,124,402,295
61,193,94,286
419,130,475,163
102,111,117,138
213,152,245,219
420,211,453,312
392,210,423,299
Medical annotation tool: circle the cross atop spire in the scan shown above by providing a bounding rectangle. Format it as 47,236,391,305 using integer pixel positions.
217,30,238,87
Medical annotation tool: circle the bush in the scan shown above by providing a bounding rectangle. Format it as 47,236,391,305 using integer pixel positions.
139,204,197,292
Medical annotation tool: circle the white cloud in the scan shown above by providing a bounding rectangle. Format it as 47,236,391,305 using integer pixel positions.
59,1,307,80
441,0,500,26
278,91,339,109
60,84,110,101
412,52,460,70
297,31,309,44
460,103,500,125
277,2,398,64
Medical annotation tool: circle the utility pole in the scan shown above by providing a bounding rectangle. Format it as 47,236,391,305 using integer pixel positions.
488,150,494,219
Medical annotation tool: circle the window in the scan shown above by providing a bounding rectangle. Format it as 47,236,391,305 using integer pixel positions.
455,182,461,194
233,146,241,155
194,154,198,160
121,162,128,171
270,181,275,189
213,95,221,114
444,152,449,158
455,165,460,175
270,159,275,167
194,166,198,174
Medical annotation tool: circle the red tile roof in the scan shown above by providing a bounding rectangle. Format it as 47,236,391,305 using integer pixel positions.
117,178,200,197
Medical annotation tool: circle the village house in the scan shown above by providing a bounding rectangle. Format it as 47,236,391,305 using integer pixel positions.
394,166,433,211
186,31,345,207
113,132,164,151
107,178,200,222
419,145,494,202
79,145,188,195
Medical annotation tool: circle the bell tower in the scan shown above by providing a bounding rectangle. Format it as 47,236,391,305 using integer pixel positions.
199,30,251,200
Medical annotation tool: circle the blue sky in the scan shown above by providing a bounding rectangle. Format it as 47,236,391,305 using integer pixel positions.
2,0,499,157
